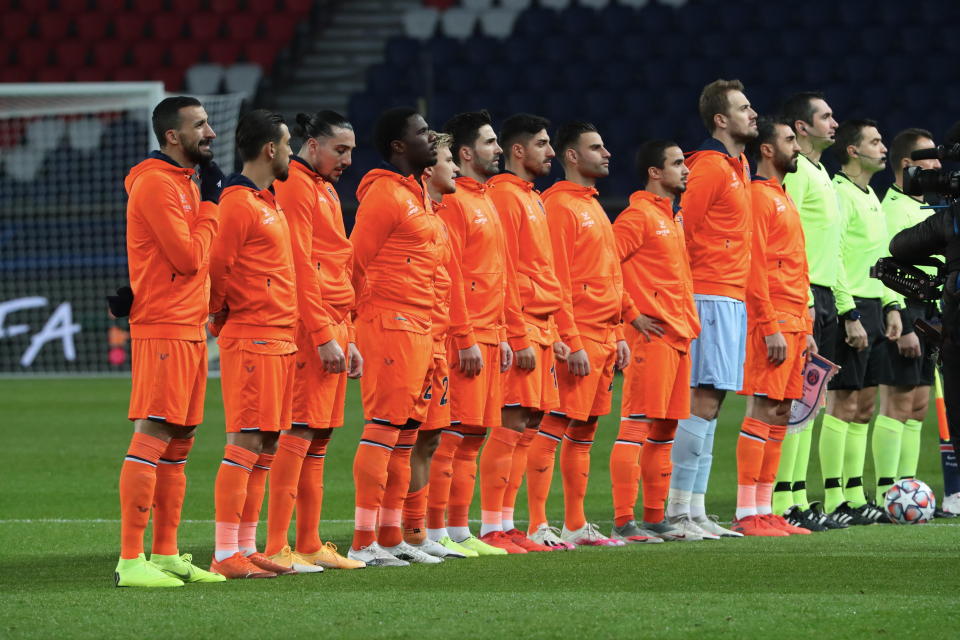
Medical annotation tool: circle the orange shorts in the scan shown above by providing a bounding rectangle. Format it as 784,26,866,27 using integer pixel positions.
219,337,296,433
621,330,691,421
448,340,502,428
291,319,348,429
740,327,807,402
421,350,451,431
129,338,207,426
503,342,559,412
555,334,616,421
356,309,433,426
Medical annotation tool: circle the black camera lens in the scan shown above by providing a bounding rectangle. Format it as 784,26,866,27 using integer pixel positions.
902,166,960,196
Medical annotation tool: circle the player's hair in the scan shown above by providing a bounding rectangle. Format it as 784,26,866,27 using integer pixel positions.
235,109,286,162
834,118,879,165
780,91,825,129
635,139,679,185
746,116,795,168
373,106,419,161
499,113,551,149
890,127,934,175
152,95,202,147
555,121,598,164
294,110,352,141
432,131,453,151
443,110,493,165
699,78,745,133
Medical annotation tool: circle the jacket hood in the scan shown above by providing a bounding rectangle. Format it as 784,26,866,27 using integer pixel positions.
684,138,742,170
124,151,192,195
489,171,534,191
543,179,598,199
356,166,423,202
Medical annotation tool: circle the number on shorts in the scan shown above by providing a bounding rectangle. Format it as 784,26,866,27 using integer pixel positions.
439,376,449,406
550,364,558,388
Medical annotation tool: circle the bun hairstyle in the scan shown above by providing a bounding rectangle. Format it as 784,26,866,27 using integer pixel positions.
293,110,352,140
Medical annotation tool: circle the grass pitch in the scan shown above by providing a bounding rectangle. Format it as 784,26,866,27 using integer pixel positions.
1,376,958,639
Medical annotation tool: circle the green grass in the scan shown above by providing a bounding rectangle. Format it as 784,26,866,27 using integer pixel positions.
1,377,958,639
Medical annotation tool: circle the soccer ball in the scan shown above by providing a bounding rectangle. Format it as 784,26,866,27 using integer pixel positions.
884,479,936,524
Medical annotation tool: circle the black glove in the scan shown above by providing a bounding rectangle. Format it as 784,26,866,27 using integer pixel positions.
107,285,134,318
198,161,224,204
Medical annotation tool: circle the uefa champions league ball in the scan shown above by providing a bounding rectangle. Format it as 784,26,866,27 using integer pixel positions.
884,479,936,524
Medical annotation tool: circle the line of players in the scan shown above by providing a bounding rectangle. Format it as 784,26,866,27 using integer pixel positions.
114,78,960,586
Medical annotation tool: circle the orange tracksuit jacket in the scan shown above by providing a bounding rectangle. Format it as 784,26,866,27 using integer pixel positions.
680,139,753,301
273,156,355,347
209,175,298,342
748,177,813,335
350,167,440,322
428,199,470,346
440,175,529,350
613,190,700,351
488,172,564,345
542,180,639,353
124,152,218,341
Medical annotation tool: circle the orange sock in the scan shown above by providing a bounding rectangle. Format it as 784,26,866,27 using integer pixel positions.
560,422,597,531
119,432,168,559
378,428,418,548
758,424,786,514
479,427,522,534
238,452,273,553
151,436,194,556
403,485,428,544
295,437,329,554
641,419,677,523
526,413,567,532
426,430,461,530
448,428,486,529
265,435,310,556
352,424,400,550
611,420,647,527
503,426,537,518
214,445,259,558
735,417,770,518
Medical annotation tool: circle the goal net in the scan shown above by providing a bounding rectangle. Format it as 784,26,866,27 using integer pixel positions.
0,83,244,375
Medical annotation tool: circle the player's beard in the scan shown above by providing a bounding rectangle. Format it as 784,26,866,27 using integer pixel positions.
274,157,290,182
184,135,214,166
778,151,799,174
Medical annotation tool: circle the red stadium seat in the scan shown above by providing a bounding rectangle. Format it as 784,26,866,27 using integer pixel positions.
58,0,91,12
210,0,240,12
281,0,315,13
76,13,109,40
112,13,148,42
227,14,259,40
37,67,71,82
0,67,32,83
96,0,129,13
136,0,165,12
264,14,296,40
16,40,52,66
152,14,186,40
188,13,223,40
113,66,149,82
169,41,205,68
132,41,167,68
152,67,184,91
38,14,71,40
93,41,129,71
242,42,276,69
55,40,91,71
207,40,241,65
1,13,33,41
73,67,110,82
0,42,12,65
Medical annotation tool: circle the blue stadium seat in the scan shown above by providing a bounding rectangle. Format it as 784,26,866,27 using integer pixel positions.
425,36,463,67
596,60,634,91
505,91,543,117
500,36,534,66
556,5,599,35
461,35,501,68
597,2,637,35
385,37,421,69
860,26,888,56
518,64,552,92
636,1,676,34
563,60,596,91
512,6,559,38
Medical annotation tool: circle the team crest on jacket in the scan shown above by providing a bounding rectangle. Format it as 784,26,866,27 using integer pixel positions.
774,197,786,213
579,211,595,228
261,207,276,224
179,191,192,213
405,199,419,216
655,218,670,236
472,209,488,224
730,170,742,189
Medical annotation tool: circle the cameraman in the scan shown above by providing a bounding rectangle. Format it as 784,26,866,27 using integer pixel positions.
879,129,942,495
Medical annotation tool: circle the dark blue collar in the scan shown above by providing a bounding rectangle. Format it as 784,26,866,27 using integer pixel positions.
224,173,259,190
149,150,183,168
697,137,735,157
291,154,316,173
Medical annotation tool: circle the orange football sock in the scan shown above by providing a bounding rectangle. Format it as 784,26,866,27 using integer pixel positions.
526,413,567,533
560,422,597,532
403,485,428,544
641,419,677,524
352,424,400,550
119,432,168,559
238,452,273,553
378,428,418,548
479,427,522,535
295,437,329,554
151,436,194,556
503,426,537,518
214,445,259,560
426,429,461,530
265,435,310,556
611,420,648,527
758,424,786,515
735,417,770,519
448,428,486,529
